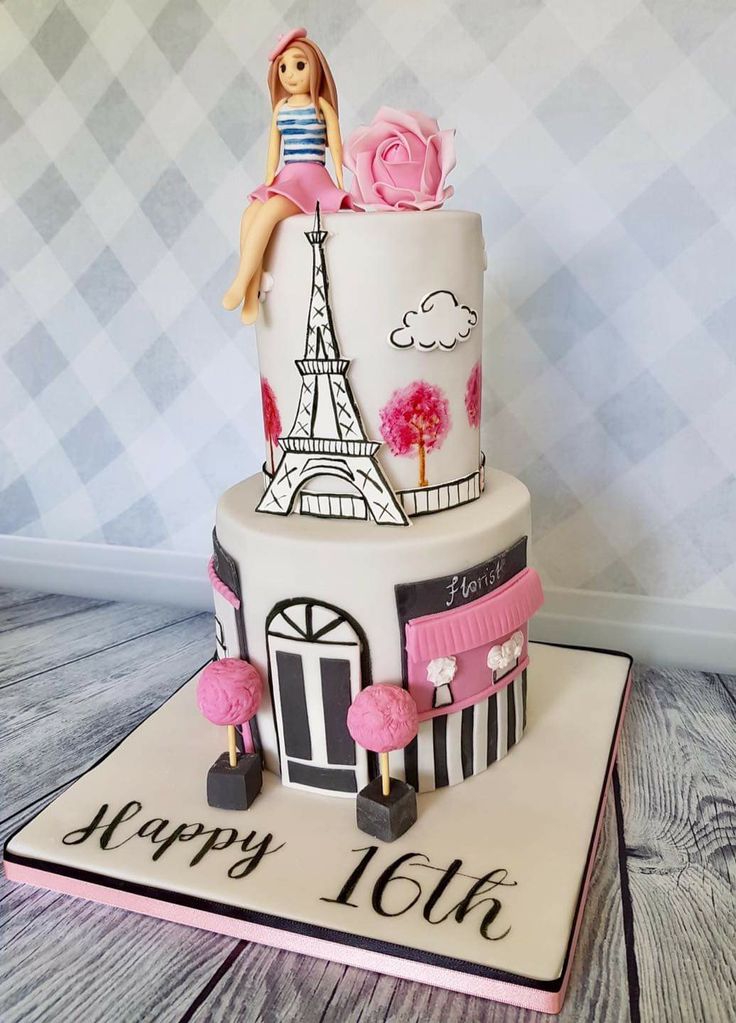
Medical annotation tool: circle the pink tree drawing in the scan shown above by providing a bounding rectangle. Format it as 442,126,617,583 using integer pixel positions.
260,377,282,474
465,361,481,429
379,381,450,488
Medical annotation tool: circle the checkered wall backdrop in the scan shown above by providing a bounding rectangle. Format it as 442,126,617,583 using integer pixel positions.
2,0,736,607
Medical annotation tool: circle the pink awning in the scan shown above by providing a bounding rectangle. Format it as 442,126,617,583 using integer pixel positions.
405,567,543,662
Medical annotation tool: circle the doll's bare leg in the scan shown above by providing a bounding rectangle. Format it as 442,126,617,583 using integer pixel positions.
238,196,299,324
239,201,260,254
222,201,262,310
241,261,262,324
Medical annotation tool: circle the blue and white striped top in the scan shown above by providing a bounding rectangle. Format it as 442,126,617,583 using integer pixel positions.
277,104,327,165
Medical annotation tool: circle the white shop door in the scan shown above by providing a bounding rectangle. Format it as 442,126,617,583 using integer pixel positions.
267,601,369,797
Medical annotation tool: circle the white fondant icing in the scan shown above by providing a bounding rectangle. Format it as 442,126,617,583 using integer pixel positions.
212,589,241,660
496,684,509,762
388,290,478,352
258,271,274,302
279,457,485,521
256,212,484,495
433,682,453,708
216,469,532,782
415,716,435,792
473,694,489,775
445,709,464,787
6,646,632,992
514,673,525,744
257,211,407,527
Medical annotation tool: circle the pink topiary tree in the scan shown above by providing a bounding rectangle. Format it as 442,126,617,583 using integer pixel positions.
379,380,450,487
197,658,263,767
260,377,282,474
465,360,481,429
347,684,419,796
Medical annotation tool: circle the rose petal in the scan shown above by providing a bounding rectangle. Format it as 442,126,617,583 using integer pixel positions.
373,183,446,211
377,131,430,189
420,136,442,196
355,150,380,203
396,195,445,211
374,135,408,189
383,159,424,190
401,131,428,163
377,135,409,164
436,128,457,181
347,173,365,205
346,122,397,161
345,109,454,211
373,180,422,207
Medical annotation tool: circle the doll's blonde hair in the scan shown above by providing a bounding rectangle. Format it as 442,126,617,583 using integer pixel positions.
268,38,338,119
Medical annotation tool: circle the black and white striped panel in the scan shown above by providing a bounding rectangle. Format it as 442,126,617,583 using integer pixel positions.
268,457,488,522
402,671,527,794
299,492,369,520
400,467,482,517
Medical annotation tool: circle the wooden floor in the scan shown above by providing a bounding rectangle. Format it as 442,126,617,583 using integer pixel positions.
1,589,734,1023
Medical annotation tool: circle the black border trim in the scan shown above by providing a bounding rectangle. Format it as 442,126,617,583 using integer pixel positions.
3,643,633,995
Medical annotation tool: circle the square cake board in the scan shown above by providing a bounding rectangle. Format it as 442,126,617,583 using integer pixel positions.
4,642,632,1015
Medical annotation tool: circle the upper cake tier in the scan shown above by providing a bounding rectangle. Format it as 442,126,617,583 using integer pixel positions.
255,209,486,525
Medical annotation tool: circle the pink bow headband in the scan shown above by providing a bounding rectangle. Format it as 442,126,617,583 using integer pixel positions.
268,27,307,62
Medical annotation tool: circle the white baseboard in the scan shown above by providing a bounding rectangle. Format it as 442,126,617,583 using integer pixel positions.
1,535,734,673
532,586,736,674
0,535,209,611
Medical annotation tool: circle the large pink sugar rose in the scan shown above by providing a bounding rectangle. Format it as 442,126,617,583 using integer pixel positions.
345,107,455,211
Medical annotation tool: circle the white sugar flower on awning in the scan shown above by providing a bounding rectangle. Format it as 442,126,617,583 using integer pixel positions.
487,631,525,674
426,656,457,687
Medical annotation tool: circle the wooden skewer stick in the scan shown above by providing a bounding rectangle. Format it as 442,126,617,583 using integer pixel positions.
228,724,238,768
380,751,390,797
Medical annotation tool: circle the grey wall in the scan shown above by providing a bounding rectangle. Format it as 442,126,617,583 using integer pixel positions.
1,0,735,608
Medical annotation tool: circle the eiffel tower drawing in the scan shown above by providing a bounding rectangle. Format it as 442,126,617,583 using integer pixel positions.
257,208,409,526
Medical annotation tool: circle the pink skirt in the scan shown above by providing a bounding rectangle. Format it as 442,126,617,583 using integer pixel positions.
249,163,353,213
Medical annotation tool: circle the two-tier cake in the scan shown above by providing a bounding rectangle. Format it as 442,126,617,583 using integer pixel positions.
207,202,543,812
4,30,635,1012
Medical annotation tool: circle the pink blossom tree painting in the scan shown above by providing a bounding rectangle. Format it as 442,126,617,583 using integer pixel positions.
465,361,481,429
379,381,450,488
260,377,282,474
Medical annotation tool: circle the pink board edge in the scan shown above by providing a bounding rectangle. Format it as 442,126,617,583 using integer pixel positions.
3,658,633,1015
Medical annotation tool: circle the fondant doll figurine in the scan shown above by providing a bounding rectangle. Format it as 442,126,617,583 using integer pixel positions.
222,28,352,324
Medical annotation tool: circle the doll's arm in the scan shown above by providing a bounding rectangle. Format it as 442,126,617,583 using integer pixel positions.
320,98,344,190
264,103,284,186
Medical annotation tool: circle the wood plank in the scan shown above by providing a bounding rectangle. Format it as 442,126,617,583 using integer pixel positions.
556,789,630,1023
2,590,733,1022
0,591,630,1022
2,612,213,818
0,597,230,1023
0,863,235,1023
618,665,736,1023
0,587,103,627
0,594,198,688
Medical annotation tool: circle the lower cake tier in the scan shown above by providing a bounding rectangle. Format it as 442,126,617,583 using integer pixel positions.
210,469,541,797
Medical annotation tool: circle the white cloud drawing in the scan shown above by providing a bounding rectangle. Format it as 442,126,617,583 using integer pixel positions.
389,290,478,352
